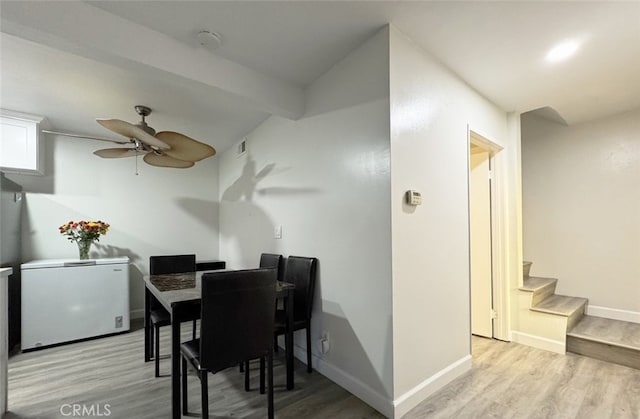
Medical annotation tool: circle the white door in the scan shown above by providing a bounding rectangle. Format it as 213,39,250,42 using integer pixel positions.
470,150,493,338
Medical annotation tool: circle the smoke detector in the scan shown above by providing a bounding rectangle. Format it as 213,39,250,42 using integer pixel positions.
196,30,222,51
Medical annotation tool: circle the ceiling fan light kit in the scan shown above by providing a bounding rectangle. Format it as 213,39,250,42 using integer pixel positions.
93,105,216,169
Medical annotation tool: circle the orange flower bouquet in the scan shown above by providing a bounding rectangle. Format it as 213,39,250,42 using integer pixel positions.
59,220,110,260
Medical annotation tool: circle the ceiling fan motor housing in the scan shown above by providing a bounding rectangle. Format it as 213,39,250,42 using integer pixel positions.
134,105,156,135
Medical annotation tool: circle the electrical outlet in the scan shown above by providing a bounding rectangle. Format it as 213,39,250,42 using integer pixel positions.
274,225,282,239
318,331,330,354
115,316,123,328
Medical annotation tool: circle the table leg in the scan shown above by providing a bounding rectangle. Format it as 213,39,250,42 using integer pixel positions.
171,307,181,419
285,293,294,390
144,287,151,362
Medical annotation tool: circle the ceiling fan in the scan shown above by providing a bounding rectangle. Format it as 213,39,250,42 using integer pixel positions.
93,105,216,168
43,105,216,169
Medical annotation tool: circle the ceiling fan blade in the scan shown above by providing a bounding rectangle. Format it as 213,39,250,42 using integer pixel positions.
143,153,195,168
155,131,216,162
41,130,130,145
93,148,142,158
96,118,170,150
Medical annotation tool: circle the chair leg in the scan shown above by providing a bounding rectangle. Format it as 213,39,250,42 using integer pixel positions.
192,319,197,340
149,324,154,359
306,325,312,373
154,325,161,377
181,357,188,415
201,371,209,419
244,361,250,391
268,350,274,419
259,357,265,394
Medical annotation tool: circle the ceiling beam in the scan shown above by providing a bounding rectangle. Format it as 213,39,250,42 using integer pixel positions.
0,1,304,120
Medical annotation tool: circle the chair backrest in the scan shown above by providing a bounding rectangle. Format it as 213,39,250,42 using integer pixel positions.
149,254,196,275
284,256,318,321
199,268,276,373
259,253,284,282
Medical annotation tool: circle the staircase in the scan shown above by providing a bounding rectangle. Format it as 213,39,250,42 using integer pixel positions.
520,261,640,370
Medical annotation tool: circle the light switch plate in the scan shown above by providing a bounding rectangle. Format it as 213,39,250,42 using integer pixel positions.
274,225,282,239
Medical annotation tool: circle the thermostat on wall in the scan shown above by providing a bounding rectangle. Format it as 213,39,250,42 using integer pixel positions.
405,190,422,206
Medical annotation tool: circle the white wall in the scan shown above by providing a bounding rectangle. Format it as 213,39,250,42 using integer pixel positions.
389,27,512,416
522,110,640,315
1,174,22,267
7,134,219,315
218,27,394,415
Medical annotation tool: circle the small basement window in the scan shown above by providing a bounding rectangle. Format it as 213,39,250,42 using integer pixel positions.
0,110,44,175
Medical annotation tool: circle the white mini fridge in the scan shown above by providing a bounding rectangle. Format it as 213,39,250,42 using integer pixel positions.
21,257,130,350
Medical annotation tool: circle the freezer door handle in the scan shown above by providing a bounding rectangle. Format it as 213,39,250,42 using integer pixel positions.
63,261,97,267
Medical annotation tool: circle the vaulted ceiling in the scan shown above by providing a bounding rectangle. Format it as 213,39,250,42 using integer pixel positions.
2,1,639,153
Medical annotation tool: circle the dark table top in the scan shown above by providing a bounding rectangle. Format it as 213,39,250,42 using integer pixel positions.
143,271,293,310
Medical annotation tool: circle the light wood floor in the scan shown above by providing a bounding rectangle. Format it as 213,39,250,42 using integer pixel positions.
8,326,640,419
406,336,640,419
7,320,383,419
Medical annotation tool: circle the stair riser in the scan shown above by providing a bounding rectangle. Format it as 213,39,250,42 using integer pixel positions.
566,304,586,332
523,262,532,278
531,282,557,307
567,336,640,370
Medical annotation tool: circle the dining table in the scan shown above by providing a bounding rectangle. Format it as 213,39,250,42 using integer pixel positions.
142,270,295,419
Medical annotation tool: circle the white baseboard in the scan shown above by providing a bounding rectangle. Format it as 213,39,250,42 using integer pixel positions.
392,355,471,418
586,305,640,324
511,331,565,354
130,309,144,320
292,343,473,419
291,344,394,418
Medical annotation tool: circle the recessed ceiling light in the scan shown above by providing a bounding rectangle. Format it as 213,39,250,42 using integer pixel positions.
196,30,222,51
545,40,580,63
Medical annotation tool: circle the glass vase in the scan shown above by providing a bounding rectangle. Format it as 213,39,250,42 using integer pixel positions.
77,240,93,260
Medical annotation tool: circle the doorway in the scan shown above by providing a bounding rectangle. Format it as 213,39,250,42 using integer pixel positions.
468,131,503,339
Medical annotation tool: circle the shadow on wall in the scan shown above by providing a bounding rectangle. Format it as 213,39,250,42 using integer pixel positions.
313,298,393,400
222,155,322,203
94,243,141,264
127,263,144,314
222,156,276,202
20,198,36,261
20,197,147,262
220,155,322,267
173,197,219,230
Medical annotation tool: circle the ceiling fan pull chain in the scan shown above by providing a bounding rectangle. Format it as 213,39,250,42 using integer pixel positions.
135,148,139,176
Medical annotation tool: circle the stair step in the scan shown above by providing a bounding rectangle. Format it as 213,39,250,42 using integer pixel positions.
567,315,640,370
530,294,587,317
568,315,640,349
523,261,532,278
519,276,557,292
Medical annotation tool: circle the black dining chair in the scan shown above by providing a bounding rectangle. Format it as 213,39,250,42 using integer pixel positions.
241,253,284,379
274,256,318,373
259,253,284,281
148,254,197,377
181,268,276,419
